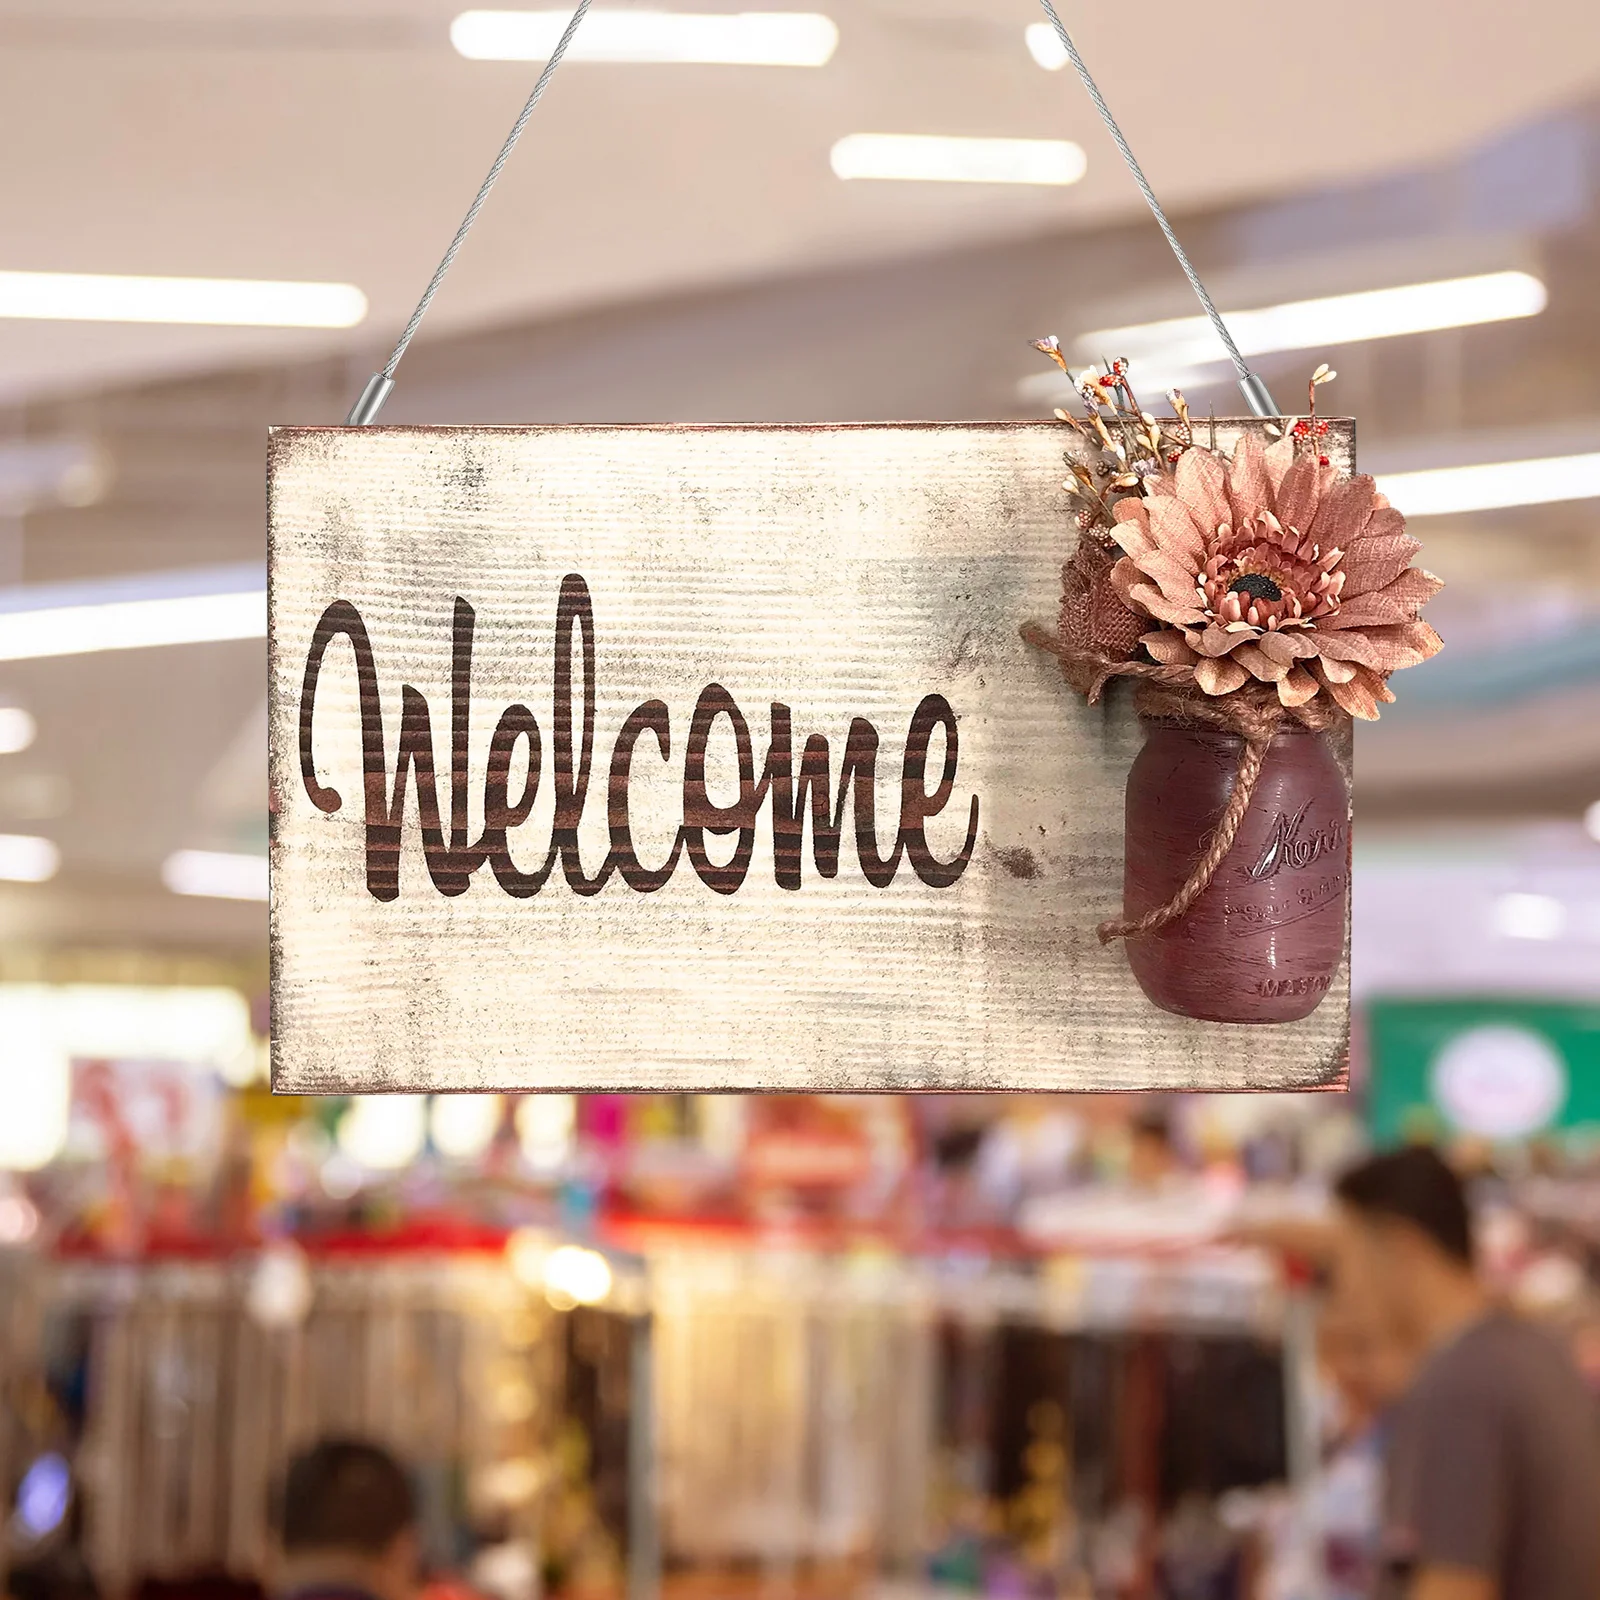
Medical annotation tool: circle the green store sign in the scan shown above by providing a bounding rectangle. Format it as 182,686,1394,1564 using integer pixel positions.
1368,999,1600,1145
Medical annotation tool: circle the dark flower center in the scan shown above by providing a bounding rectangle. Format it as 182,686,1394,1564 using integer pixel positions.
1228,573,1284,603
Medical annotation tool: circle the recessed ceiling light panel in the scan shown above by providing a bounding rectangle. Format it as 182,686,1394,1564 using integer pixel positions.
1077,271,1546,371
452,9,839,65
0,833,59,883
162,849,269,902
1376,452,1600,517
831,133,1086,186
0,565,266,661
0,271,367,328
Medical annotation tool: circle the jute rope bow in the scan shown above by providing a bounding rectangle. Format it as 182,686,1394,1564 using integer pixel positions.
1020,622,1347,944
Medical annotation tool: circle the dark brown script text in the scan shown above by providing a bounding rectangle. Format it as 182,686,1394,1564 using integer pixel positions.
298,575,980,902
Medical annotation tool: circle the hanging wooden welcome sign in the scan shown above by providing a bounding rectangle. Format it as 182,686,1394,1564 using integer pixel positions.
268,419,1355,1094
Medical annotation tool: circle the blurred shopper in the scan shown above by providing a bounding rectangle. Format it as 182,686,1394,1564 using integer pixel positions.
6,1550,100,1600
1126,1106,1179,1191
1334,1147,1600,1600
1318,1293,1413,1435
1307,1296,1415,1600
274,1440,421,1600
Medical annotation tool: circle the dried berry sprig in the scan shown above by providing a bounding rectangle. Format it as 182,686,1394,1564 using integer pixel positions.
1062,457,1118,532
1166,389,1193,451
1284,363,1339,465
1030,342,1199,521
1033,338,1128,530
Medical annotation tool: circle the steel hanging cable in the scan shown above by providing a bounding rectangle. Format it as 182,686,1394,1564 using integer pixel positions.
344,0,1277,423
1031,0,1278,416
345,0,594,425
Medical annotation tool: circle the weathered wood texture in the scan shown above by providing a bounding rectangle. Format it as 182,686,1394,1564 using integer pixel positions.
269,421,1353,1093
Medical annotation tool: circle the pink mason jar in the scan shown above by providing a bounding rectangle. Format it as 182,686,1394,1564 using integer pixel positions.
1121,719,1349,1024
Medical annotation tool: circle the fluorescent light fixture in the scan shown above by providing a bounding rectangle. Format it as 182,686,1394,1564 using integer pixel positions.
0,591,264,661
0,707,36,755
1077,271,1546,369
0,833,58,883
1376,452,1600,517
1585,799,1600,844
0,563,265,661
830,133,1086,186
163,849,268,902
0,271,367,328
452,9,838,64
1491,891,1566,942
1024,21,1068,69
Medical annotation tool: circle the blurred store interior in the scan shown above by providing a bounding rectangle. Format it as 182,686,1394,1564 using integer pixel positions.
2,1,1600,1598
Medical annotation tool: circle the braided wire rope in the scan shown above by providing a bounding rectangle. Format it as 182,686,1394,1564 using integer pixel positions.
346,0,1277,422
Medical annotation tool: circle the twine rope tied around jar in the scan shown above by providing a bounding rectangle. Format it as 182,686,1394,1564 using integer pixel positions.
1019,622,1345,943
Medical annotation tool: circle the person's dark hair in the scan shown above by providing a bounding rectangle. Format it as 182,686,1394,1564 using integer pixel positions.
276,1439,416,1556
1334,1145,1474,1266
1131,1107,1173,1148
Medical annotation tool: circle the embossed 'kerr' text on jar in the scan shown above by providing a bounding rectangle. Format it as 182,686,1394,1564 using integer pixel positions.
1121,720,1349,1024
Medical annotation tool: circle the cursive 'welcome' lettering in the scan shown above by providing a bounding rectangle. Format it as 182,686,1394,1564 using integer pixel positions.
298,574,980,902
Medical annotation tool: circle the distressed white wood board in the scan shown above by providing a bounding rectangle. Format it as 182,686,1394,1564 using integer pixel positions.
269,421,1351,1093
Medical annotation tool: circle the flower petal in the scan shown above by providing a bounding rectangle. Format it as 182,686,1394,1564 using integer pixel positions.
1307,473,1379,554
1316,654,1358,683
1144,494,1208,564
1339,532,1425,598
1127,580,1207,627
1359,506,1409,542
1314,623,1439,673
1197,624,1246,656
1108,503,1159,561
1325,662,1395,720
1277,666,1320,707
1329,567,1444,628
1273,453,1325,533
1233,641,1288,682
1194,656,1250,696
1140,630,1198,666
1258,629,1317,665
1320,663,1382,720
1263,433,1297,495
1380,619,1444,663
1226,433,1271,526
1174,447,1232,536
1127,547,1207,603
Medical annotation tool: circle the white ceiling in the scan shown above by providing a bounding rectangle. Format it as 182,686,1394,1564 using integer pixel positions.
4,0,1600,400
